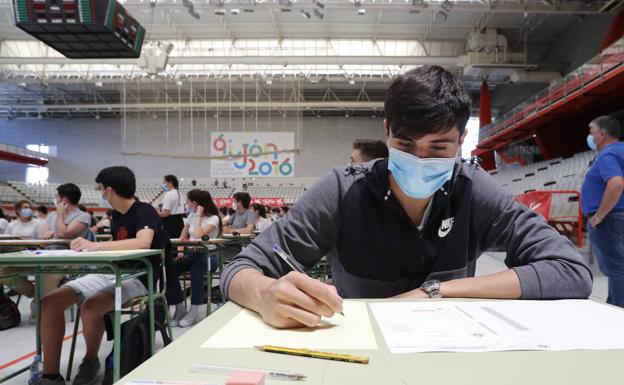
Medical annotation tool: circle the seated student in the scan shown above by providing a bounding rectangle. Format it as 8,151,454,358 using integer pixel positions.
220,65,593,329
350,138,389,164
5,200,40,238
0,200,57,322
35,205,49,221
36,166,169,385
222,192,255,235
169,189,222,327
39,183,92,240
0,208,8,234
253,204,271,233
93,209,113,234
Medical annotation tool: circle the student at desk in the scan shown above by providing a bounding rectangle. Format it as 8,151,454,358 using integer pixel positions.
169,189,222,327
222,192,255,235
0,200,58,323
38,183,92,240
36,166,169,385
220,65,593,329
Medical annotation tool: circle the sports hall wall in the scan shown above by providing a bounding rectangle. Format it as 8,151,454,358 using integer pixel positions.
0,116,384,182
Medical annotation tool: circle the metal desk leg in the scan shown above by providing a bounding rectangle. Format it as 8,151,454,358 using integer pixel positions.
113,268,122,383
206,254,212,316
145,261,155,356
35,272,42,355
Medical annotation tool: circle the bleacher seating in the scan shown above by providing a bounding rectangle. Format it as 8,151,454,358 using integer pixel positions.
245,185,306,204
488,150,594,221
8,181,163,206
179,186,235,199
0,184,27,204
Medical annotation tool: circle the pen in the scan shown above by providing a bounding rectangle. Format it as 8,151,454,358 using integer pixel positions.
273,244,345,316
189,363,306,381
254,345,369,365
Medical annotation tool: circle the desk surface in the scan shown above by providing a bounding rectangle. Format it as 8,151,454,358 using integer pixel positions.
119,300,624,385
170,238,230,246
0,239,72,247
222,233,255,239
0,234,22,240
0,249,161,264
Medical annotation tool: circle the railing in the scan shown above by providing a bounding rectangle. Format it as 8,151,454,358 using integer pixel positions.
0,142,48,161
479,37,624,143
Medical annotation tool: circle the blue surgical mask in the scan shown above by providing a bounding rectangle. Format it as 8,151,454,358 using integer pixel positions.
587,134,598,151
100,192,113,209
161,183,169,192
388,146,456,199
21,208,33,218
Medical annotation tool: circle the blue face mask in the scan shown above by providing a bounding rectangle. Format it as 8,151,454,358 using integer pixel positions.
161,183,169,192
21,208,33,218
587,134,598,151
388,147,456,199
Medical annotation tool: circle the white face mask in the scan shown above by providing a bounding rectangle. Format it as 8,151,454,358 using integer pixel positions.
232,201,238,211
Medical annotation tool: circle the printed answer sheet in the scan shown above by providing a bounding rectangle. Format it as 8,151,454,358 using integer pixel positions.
370,300,624,353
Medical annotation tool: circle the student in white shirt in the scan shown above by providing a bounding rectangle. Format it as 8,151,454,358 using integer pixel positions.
158,174,185,238
253,203,272,233
93,209,113,234
0,208,8,234
0,200,58,322
5,200,40,238
169,189,222,327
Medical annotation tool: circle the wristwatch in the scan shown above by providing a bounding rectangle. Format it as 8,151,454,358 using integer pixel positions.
420,279,442,298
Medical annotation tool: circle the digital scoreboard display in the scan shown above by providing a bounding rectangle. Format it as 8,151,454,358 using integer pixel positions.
13,0,145,59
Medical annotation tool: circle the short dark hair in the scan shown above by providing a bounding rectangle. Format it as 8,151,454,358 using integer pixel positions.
77,204,88,212
164,174,179,189
384,65,471,140
57,183,82,205
95,166,136,199
36,205,48,215
233,192,251,209
353,139,389,161
15,200,31,211
591,115,621,139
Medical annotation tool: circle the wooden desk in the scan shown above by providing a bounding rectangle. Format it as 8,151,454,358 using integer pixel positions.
119,300,624,385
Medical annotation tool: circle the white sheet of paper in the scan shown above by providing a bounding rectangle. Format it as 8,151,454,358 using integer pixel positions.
201,301,378,350
370,300,624,353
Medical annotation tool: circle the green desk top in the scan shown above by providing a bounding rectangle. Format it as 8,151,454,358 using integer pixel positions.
118,300,624,385
0,249,162,264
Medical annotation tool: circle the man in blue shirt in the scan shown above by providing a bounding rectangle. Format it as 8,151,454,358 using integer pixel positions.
581,115,624,307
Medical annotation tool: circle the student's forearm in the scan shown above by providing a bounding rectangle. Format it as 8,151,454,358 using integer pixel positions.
230,225,254,234
90,238,151,251
439,269,522,299
596,181,624,218
228,268,276,312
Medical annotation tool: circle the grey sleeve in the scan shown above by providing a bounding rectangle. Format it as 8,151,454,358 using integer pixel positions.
245,210,256,227
220,168,344,299
471,168,593,299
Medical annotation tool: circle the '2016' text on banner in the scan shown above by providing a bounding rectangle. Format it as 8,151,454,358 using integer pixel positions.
211,132,294,177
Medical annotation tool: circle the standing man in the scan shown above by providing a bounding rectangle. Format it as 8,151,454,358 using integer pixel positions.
582,115,624,307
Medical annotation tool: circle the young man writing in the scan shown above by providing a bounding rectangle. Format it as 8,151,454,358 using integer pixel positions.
220,65,593,329
36,166,169,385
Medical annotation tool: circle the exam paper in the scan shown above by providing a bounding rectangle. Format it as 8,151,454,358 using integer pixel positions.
370,300,624,353
201,301,378,350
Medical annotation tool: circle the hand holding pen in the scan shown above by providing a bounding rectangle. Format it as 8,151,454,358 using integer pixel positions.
248,244,345,329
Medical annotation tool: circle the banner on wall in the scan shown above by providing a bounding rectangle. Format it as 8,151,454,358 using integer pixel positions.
214,198,285,207
515,191,552,220
210,132,295,177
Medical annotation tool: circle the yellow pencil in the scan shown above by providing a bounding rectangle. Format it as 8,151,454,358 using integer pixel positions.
254,345,369,364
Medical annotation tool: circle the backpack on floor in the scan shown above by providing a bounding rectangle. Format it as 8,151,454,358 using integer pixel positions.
0,292,21,331
101,308,171,385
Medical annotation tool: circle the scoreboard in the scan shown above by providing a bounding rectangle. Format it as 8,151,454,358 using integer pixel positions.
13,0,145,59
